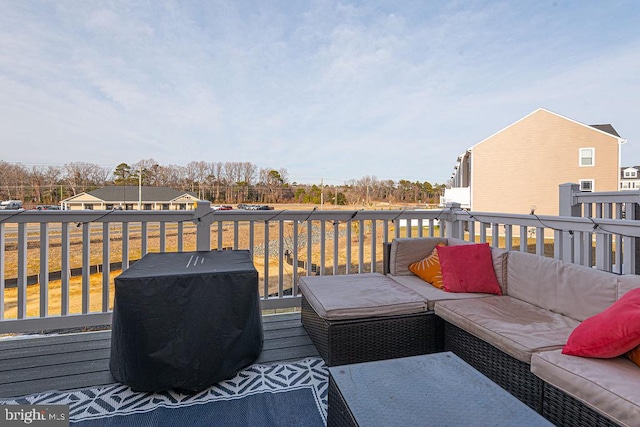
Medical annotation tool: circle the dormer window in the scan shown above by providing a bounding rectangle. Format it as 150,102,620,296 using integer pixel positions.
624,169,638,178
579,148,594,167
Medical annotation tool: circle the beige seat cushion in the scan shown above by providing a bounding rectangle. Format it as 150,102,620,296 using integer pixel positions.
531,350,640,427
299,273,427,320
435,296,579,363
390,275,493,310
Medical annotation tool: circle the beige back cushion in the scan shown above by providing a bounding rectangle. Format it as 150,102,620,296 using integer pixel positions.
507,251,618,321
389,237,507,294
617,274,640,300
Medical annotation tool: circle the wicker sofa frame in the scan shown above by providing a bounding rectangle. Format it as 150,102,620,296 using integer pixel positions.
301,295,442,366
443,321,544,413
542,382,620,427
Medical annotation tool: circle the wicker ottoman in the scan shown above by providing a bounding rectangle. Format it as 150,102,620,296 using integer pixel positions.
299,273,439,366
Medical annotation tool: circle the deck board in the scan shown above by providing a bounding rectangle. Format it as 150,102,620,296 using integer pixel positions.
0,312,319,398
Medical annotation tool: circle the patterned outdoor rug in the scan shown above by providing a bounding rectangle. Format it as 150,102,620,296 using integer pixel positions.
1,357,328,426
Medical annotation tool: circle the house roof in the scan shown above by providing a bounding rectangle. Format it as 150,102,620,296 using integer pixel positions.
469,108,626,151
63,186,198,203
590,124,620,137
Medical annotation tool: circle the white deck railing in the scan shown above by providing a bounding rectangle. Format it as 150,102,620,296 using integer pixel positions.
2,197,640,334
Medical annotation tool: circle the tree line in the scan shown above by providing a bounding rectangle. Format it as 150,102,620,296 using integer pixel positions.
0,159,446,207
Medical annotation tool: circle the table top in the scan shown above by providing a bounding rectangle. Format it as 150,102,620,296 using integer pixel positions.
117,249,256,280
328,352,553,427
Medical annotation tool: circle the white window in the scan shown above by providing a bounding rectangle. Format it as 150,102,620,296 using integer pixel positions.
579,148,595,167
624,169,638,178
580,179,594,192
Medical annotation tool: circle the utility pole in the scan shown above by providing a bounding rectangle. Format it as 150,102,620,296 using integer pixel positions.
138,166,142,211
320,178,324,210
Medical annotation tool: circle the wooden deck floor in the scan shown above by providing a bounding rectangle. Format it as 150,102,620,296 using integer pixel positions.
0,312,318,398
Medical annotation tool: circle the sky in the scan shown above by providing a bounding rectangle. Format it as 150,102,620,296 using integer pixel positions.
1,1,639,186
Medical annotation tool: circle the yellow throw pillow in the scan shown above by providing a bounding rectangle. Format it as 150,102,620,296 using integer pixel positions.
409,243,446,289
628,345,640,367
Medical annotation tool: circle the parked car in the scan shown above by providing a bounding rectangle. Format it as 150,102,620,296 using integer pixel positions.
0,200,23,210
34,205,61,210
212,205,233,211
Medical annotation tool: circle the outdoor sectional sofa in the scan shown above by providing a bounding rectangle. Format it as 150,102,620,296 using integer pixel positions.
299,237,640,427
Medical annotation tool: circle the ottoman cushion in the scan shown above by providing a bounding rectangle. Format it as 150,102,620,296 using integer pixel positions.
299,273,427,320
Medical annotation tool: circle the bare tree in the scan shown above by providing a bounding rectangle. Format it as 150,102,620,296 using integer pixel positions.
44,165,62,202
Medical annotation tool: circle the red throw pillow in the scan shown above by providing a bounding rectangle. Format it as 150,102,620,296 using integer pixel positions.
563,288,640,358
436,243,501,295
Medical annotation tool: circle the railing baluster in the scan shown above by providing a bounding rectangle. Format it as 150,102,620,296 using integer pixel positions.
264,220,269,299
574,231,584,266
159,221,166,253
358,219,364,273
333,220,339,275
346,220,352,274
536,227,545,256
102,222,111,312
584,203,594,267
217,220,223,249
491,223,499,248
17,223,27,319
383,219,389,243
82,223,90,314
249,220,255,256
504,224,512,250
39,223,49,317
371,220,377,272
0,223,4,320
61,222,70,316
122,222,130,270
278,220,284,297
520,226,527,252
234,221,239,249
306,220,312,276
172,221,178,252
141,221,148,256
554,229,563,260
292,220,299,295
320,220,326,275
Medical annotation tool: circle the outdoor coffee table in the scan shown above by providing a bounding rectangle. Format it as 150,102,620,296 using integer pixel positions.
110,250,263,392
328,352,553,426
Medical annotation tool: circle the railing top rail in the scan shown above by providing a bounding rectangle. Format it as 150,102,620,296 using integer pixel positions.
0,210,196,224
204,209,446,222
0,208,447,225
574,190,640,204
456,210,640,237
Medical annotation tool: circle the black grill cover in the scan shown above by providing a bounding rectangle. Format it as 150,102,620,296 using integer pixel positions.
109,250,263,392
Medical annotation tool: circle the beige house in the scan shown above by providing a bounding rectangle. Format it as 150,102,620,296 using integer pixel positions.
620,166,640,190
447,108,626,215
61,186,198,211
